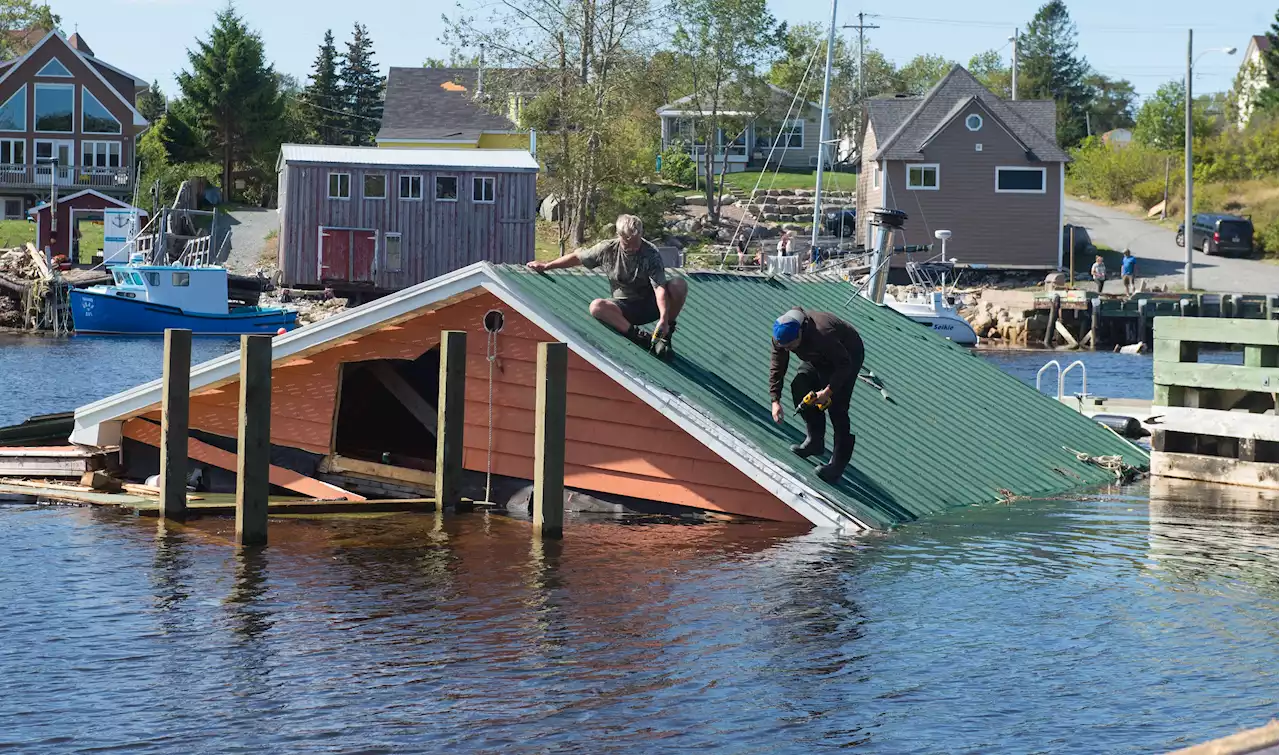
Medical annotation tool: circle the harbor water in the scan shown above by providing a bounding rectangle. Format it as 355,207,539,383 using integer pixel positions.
0,336,1275,753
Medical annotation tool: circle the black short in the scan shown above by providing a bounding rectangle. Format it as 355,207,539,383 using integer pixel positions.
614,294,660,326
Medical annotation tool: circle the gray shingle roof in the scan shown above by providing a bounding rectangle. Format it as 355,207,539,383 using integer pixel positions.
868,66,1067,163
377,67,517,142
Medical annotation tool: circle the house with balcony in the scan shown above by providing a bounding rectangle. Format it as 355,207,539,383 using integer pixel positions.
657,84,827,175
0,30,147,219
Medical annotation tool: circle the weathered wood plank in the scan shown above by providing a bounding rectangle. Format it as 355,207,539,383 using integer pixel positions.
318,454,435,486
1147,405,1280,442
435,330,467,510
1054,319,1078,348
159,328,192,520
1152,338,1200,364
1154,317,1280,346
1153,361,1280,393
1152,450,1280,490
533,342,567,539
237,335,273,546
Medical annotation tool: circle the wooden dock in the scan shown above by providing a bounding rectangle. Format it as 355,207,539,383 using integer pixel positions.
1034,291,1279,351
1148,317,1279,490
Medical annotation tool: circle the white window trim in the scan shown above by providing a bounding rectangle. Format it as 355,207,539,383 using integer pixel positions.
36,58,73,77
994,166,1047,194
81,88,122,135
34,82,75,134
328,171,351,200
965,113,983,131
363,173,387,200
472,176,495,204
0,84,26,132
81,140,121,169
434,175,459,202
383,231,403,272
0,137,24,168
782,118,804,150
870,164,879,190
399,174,423,201
906,163,940,191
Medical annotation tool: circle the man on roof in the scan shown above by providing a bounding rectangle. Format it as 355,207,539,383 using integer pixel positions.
768,307,865,484
527,214,687,361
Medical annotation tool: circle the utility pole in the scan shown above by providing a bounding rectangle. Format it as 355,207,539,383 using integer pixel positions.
1184,28,1194,290
1010,29,1019,100
842,13,880,143
811,0,838,251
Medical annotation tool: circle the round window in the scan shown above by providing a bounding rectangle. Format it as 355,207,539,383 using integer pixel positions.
965,114,983,131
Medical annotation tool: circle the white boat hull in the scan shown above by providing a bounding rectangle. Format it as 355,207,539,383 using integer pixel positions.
884,296,978,346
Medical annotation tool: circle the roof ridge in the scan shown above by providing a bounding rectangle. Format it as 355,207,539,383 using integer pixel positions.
872,64,968,157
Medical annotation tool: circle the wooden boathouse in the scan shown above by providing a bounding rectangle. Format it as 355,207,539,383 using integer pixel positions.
68,264,1144,531
276,145,538,296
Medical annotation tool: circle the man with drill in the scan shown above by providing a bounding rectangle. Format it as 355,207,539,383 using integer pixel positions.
768,307,865,483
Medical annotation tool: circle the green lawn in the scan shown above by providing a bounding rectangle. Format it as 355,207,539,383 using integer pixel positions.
700,169,856,194
0,218,105,262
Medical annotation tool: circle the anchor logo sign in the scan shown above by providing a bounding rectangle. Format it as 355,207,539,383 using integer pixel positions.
80,297,93,315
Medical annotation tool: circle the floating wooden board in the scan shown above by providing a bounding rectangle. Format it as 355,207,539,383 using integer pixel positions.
1152,451,1280,490
1147,405,1279,442
123,420,366,501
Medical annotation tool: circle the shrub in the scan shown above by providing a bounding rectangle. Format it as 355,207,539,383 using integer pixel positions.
659,144,696,188
598,184,678,240
1131,177,1168,209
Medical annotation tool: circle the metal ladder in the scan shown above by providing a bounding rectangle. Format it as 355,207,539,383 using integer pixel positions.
1036,359,1088,401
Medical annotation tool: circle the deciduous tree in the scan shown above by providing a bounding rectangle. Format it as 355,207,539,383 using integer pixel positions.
1084,74,1136,134
1133,80,1212,150
893,54,954,96
968,50,1010,98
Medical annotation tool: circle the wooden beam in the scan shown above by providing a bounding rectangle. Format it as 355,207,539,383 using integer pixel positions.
1154,316,1279,346
1245,344,1279,369
1153,362,1280,393
1054,319,1078,349
533,342,567,539
1153,338,1200,364
1089,301,1099,351
319,454,435,486
1147,405,1280,442
1043,294,1059,348
159,328,192,521
1152,451,1279,490
368,361,437,435
435,330,467,511
124,420,364,501
237,335,272,546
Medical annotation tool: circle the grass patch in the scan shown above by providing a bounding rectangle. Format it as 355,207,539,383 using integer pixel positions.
0,219,33,248
535,219,565,261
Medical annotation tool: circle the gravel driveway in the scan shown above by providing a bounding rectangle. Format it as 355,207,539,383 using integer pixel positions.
1065,198,1277,295
219,207,278,275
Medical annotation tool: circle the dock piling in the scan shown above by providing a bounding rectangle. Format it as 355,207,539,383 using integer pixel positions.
1089,300,1100,351
532,342,567,540
159,328,192,521
235,335,272,546
435,330,467,512
1044,294,1060,348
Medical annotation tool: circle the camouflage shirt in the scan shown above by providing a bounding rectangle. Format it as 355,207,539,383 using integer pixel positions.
576,238,668,300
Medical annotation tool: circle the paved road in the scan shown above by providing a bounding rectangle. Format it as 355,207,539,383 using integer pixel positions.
1064,198,1278,295
220,207,277,275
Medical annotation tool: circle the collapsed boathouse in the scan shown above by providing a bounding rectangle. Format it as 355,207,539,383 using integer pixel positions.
69,264,1146,530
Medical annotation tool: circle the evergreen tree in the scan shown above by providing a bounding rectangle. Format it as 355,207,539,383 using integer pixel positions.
176,4,284,200
1084,74,1137,133
1018,0,1092,146
1254,11,1279,117
303,30,343,144
339,23,383,146
136,80,167,123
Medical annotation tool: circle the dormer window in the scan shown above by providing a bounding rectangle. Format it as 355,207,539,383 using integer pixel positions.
36,58,73,77
965,114,983,131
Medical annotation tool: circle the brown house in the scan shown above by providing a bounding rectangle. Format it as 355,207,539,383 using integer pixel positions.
0,30,148,220
857,66,1069,268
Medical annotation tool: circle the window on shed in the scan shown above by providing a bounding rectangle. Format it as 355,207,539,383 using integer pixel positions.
364,173,386,199
328,172,350,199
473,176,495,203
434,176,458,201
995,167,1045,193
399,175,422,200
906,164,939,190
384,232,402,272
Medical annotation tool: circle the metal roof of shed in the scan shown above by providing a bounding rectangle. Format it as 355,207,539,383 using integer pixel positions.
278,144,538,171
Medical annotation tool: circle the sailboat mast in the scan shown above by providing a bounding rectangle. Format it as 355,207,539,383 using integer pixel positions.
810,0,838,251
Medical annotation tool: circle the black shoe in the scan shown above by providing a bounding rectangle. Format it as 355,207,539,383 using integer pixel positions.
790,409,826,458
625,325,652,348
815,434,855,483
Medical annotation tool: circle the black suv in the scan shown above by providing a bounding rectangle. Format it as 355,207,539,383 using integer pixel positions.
1177,213,1254,256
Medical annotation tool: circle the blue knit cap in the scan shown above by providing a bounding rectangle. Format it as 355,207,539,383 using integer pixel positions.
772,309,804,346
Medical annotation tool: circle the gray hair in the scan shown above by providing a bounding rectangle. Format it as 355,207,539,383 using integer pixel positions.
616,214,643,239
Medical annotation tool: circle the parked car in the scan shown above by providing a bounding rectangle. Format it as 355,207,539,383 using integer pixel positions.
1062,223,1094,260
824,208,857,238
1176,213,1254,256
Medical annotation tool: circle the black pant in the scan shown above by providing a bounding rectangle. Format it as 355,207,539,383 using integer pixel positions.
790,362,857,443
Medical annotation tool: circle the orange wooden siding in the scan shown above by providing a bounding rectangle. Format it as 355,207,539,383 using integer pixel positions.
132,291,801,522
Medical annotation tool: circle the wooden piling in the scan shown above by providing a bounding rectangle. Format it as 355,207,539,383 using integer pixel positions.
434,330,467,511
532,342,567,539
159,328,192,521
1089,300,1100,351
235,335,272,546
1044,294,1060,348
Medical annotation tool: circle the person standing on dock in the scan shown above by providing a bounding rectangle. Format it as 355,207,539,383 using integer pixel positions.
768,308,865,484
527,214,688,360
1120,250,1136,296
1090,255,1107,294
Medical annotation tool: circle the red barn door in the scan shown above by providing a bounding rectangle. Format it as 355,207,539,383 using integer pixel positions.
351,230,377,282
319,227,351,281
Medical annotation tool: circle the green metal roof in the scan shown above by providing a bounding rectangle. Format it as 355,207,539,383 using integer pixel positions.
494,266,1148,529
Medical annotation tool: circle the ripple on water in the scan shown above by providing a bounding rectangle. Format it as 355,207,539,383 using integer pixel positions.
0,479,1273,754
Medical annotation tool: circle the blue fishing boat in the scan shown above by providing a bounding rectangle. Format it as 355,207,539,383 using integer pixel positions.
71,262,297,335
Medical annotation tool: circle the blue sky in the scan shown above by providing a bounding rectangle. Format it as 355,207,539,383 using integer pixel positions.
54,0,1270,104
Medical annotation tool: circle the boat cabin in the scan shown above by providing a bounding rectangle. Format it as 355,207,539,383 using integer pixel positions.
101,265,229,315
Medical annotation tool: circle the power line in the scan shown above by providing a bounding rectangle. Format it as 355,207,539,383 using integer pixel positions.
871,13,1240,35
